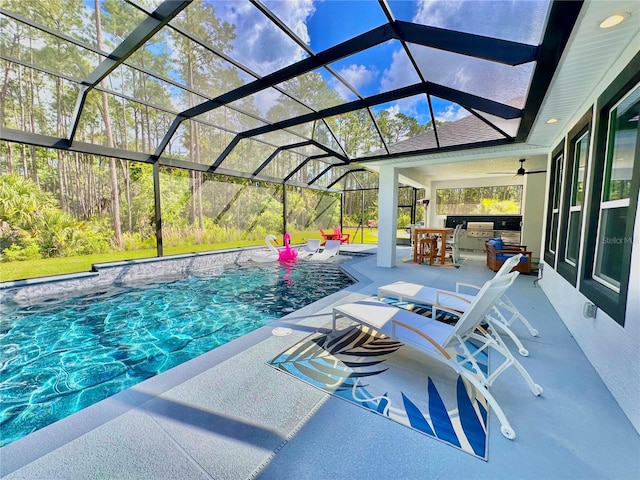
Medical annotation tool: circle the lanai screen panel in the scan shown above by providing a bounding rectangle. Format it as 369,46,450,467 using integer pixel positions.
166,120,235,164
126,32,253,99
220,138,278,175
328,40,420,98
285,186,341,233
325,109,386,159
228,87,314,124
288,158,342,185
260,150,308,180
264,0,387,53
408,44,535,109
159,166,284,249
388,0,550,45
194,106,269,135
277,68,350,111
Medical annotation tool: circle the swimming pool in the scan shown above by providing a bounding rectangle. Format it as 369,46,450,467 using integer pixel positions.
0,257,356,446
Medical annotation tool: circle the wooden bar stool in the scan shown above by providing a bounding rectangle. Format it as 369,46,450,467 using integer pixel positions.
418,236,438,265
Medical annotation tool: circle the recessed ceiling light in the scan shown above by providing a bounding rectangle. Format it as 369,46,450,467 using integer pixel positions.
546,117,559,124
599,13,629,29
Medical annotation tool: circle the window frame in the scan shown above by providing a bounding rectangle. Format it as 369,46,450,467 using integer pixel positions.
580,53,640,326
557,109,592,286
544,141,565,266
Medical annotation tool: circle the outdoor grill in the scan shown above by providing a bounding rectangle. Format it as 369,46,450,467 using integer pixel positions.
465,221,495,238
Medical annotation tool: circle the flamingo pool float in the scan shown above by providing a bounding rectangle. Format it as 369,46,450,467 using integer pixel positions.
249,234,279,262
278,233,298,261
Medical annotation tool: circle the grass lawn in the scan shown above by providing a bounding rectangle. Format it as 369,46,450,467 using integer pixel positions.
0,228,394,282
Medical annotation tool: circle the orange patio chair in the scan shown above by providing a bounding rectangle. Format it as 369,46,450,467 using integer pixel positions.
333,227,350,244
319,228,334,246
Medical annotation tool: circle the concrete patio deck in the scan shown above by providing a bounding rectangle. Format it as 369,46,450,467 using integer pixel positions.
1,246,638,479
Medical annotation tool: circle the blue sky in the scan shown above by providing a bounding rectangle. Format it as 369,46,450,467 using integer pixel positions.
246,0,546,126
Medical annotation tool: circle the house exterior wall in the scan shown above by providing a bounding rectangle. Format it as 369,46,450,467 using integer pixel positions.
521,173,547,262
539,40,640,433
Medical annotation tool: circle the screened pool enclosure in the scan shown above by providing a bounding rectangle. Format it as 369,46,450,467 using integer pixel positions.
0,0,579,280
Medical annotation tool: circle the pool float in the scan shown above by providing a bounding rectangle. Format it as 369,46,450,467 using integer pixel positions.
250,234,279,262
278,233,298,261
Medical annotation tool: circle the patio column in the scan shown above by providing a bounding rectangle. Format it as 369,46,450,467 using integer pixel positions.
377,165,399,268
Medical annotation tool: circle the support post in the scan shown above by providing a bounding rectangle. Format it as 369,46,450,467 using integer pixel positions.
377,165,399,267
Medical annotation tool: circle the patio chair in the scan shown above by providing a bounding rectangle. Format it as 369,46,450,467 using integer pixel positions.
333,227,350,244
417,236,438,265
485,238,532,274
319,228,334,246
309,239,340,261
378,254,539,357
298,239,321,258
333,272,543,440
445,224,463,263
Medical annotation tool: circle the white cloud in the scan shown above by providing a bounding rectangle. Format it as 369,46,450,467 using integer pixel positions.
435,104,469,122
263,0,315,45
340,64,378,91
327,63,378,101
215,0,309,77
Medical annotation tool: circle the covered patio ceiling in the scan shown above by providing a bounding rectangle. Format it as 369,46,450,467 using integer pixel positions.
0,0,591,191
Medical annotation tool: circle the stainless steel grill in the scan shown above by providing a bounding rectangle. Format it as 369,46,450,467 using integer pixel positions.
466,221,494,238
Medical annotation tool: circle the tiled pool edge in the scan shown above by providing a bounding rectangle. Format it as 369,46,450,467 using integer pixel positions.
0,247,259,305
0,248,373,305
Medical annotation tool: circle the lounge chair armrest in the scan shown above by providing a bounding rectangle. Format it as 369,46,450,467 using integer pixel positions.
391,319,451,359
431,304,464,318
435,290,471,307
455,281,482,293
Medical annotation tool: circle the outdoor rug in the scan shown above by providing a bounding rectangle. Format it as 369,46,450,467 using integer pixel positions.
266,315,490,460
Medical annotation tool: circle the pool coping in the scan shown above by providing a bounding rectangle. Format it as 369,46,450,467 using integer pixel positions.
0,246,372,304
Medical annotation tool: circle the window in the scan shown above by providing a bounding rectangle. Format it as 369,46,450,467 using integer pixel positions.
566,131,589,266
436,186,522,215
544,142,564,265
581,54,640,326
593,85,639,291
557,110,591,285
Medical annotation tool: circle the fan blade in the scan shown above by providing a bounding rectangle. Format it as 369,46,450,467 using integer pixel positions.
487,172,516,175
524,170,547,174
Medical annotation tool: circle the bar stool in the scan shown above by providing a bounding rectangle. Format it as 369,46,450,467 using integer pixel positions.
418,236,438,265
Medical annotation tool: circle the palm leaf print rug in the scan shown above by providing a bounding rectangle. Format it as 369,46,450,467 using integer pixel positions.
267,321,490,460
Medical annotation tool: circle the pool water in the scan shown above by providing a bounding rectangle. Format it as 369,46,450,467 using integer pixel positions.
0,257,356,446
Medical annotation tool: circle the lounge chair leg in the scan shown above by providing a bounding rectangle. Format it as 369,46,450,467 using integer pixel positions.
500,297,538,337
458,368,517,440
472,331,542,397
487,308,529,357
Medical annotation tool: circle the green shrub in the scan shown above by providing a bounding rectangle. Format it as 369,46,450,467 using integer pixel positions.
2,242,41,261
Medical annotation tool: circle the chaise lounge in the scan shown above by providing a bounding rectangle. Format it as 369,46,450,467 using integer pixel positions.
377,254,539,356
333,272,543,440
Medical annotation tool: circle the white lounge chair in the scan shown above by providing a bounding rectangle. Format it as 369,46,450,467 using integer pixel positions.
298,239,321,258
309,239,340,261
445,224,463,263
333,272,542,440
378,254,538,356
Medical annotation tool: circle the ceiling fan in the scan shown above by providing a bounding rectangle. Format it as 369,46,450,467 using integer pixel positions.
489,159,547,177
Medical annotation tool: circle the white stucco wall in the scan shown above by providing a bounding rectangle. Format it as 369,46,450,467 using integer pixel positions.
539,41,640,433
521,173,547,262
540,241,640,432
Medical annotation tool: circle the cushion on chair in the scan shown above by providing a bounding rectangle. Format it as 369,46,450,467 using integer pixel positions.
496,253,528,262
488,238,504,250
